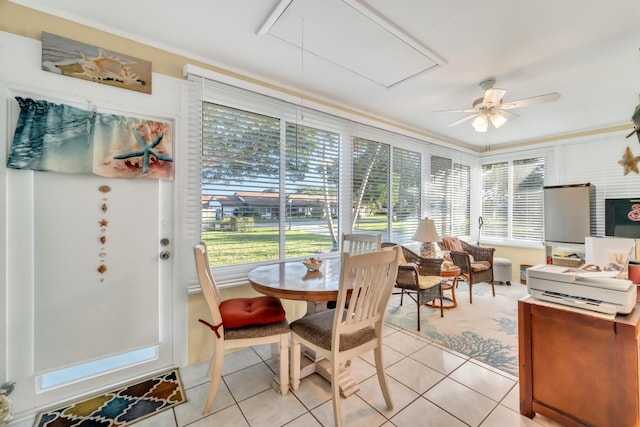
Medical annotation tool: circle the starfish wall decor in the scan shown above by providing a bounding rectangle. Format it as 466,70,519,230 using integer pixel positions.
619,146,640,175
113,128,173,175
8,97,174,180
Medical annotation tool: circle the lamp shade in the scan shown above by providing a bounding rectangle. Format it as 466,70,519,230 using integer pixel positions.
412,218,441,243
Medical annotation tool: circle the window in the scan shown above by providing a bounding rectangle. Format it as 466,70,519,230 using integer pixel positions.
481,157,545,242
351,138,422,242
481,161,508,238
352,137,390,235
392,147,422,242
201,103,341,267
185,70,442,287
201,103,281,267
430,156,471,237
285,123,340,256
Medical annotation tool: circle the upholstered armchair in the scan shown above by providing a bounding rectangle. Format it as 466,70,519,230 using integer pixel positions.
439,237,495,303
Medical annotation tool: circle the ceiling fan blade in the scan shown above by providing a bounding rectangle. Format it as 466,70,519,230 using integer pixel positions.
448,113,479,127
432,108,477,113
500,92,561,110
499,109,519,120
483,88,506,107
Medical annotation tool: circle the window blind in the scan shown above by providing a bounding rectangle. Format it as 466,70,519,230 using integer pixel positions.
555,133,640,237
481,157,544,241
512,158,544,240
352,137,391,236
481,161,509,238
430,155,471,237
183,67,474,287
285,122,340,255
391,146,421,242
201,102,281,267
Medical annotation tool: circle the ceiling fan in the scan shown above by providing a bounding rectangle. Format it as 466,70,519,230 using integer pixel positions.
434,79,561,133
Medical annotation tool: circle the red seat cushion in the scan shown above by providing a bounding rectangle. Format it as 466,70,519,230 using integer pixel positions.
219,296,286,329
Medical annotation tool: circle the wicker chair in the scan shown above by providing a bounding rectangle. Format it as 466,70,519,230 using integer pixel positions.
439,237,495,304
381,243,444,330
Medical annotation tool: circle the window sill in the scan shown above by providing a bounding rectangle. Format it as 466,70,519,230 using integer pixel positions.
479,238,545,250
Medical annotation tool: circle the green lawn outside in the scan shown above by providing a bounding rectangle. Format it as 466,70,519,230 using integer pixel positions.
202,215,415,266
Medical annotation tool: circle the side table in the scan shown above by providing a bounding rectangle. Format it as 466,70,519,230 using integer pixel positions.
431,267,460,309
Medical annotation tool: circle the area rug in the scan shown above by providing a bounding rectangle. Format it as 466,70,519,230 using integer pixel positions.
385,281,527,377
33,368,186,427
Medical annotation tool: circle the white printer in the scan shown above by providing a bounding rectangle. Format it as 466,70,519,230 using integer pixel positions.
526,264,636,315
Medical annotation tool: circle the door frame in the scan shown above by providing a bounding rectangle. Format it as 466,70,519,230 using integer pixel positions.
0,76,188,422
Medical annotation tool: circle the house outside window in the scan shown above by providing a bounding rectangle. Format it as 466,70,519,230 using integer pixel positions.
201,102,340,267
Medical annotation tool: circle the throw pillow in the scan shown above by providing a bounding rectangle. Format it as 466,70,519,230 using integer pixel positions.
442,236,464,252
219,296,286,329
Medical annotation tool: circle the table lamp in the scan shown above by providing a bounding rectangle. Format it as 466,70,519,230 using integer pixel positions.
412,217,441,258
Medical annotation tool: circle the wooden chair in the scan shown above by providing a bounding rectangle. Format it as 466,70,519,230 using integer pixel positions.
290,247,400,427
330,233,382,310
194,242,290,415
439,237,495,303
341,232,382,253
381,242,444,330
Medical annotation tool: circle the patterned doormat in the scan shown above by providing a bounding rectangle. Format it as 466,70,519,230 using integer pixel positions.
34,368,186,427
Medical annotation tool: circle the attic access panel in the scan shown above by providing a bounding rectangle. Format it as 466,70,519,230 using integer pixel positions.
259,0,445,88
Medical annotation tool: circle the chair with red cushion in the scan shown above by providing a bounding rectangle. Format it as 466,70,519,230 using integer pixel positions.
194,242,290,415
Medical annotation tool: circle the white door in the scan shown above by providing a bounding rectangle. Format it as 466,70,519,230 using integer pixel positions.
6,170,174,415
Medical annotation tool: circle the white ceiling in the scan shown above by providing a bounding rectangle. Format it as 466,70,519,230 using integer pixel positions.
11,0,640,150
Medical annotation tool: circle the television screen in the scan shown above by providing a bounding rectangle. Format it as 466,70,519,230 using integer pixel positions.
605,198,640,238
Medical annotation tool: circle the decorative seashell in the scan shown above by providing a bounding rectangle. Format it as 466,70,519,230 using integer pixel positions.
302,258,323,271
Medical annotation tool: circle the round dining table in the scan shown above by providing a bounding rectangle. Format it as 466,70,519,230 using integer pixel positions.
248,258,350,302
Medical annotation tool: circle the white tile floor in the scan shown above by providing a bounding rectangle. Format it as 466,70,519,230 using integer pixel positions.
130,323,565,427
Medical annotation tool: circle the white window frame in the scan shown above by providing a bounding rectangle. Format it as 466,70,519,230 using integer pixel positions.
479,147,553,247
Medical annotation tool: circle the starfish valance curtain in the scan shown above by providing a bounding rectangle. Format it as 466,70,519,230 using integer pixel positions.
7,97,173,180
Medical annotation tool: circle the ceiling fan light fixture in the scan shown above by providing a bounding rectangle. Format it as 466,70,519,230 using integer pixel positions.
472,114,488,132
489,111,507,129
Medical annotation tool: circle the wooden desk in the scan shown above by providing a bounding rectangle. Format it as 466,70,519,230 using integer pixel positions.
248,258,358,397
518,297,640,426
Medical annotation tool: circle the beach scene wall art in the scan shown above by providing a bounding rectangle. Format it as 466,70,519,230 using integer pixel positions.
8,97,173,180
41,32,152,94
